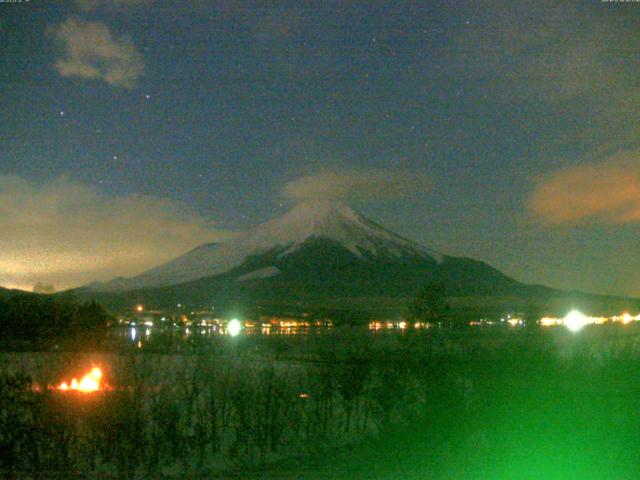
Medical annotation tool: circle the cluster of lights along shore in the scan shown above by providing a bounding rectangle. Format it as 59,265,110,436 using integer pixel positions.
126,304,640,337
538,310,640,332
370,311,640,333
125,304,336,338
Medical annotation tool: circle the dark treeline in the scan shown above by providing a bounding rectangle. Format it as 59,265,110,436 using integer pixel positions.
0,293,110,350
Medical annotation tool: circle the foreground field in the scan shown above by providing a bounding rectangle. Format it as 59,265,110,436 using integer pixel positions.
2,324,640,479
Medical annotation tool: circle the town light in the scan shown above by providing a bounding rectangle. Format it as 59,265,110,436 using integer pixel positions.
564,310,588,332
621,312,633,324
228,318,242,337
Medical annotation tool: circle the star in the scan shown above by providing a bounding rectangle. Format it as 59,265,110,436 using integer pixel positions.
145,94,151,99
59,111,65,116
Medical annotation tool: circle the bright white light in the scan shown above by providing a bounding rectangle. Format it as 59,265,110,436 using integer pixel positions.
564,310,589,332
130,327,137,341
621,312,633,324
228,319,242,337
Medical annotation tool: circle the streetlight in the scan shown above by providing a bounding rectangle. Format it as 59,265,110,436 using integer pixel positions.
228,318,242,337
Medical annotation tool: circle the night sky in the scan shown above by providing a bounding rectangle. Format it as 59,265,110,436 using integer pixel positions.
1,0,640,296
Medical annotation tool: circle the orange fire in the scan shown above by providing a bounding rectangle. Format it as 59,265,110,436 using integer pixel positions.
57,367,104,393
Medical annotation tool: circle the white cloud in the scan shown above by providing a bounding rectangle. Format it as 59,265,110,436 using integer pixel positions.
52,17,144,89
282,169,433,202
0,176,231,290
527,150,640,225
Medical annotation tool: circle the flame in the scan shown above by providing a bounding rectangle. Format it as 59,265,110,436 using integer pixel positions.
56,367,104,393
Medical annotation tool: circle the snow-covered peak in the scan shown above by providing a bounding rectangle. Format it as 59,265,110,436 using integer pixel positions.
90,201,442,290
244,200,442,261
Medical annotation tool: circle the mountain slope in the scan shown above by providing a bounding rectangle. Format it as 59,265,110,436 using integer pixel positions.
119,242,221,289
91,201,444,291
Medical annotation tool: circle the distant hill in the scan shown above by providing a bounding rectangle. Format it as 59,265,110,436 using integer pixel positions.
0,286,30,299
0,289,110,349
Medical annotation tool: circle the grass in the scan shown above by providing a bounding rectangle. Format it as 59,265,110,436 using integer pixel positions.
1,323,640,478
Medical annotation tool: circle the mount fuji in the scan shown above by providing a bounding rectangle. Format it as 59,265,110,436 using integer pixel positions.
85,201,532,305
91,201,443,290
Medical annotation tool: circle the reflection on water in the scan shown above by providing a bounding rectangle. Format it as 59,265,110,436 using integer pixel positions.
109,319,436,350
112,324,336,342
112,317,346,346
111,311,640,350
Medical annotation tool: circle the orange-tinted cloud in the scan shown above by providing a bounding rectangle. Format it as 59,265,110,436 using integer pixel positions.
527,151,640,225
0,176,231,290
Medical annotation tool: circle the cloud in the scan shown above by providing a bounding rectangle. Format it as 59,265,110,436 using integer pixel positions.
527,150,640,225
282,170,433,202
52,17,144,89
0,176,231,290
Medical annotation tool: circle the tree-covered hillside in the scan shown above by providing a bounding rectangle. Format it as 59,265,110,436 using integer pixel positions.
0,291,110,350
